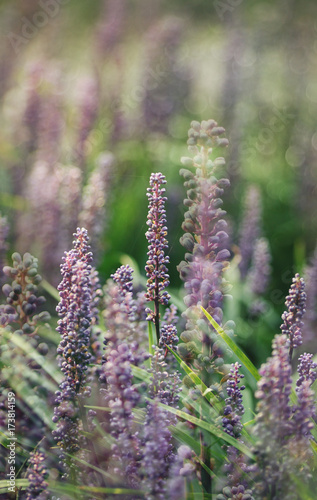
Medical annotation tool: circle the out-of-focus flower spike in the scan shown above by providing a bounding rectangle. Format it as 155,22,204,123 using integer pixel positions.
79,152,114,256
303,246,317,343
247,237,271,296
238,185,262,280
177,119,230,375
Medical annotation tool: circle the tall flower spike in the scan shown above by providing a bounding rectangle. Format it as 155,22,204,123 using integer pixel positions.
145,172,170,343
280,273,306,363
253,334,296,498
52,228,93,473
78,152,114,256
238,185,262,280
296,352,317,387
247,237,271,297
221,363,254,491
177,120,230,374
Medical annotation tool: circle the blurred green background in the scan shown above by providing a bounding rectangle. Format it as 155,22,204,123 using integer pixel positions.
1,0,317,363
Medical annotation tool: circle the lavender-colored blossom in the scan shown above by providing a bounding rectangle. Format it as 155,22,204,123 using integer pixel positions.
103,341,142,487
73,75,100,167
25,451,49,500
141,400,175,500
103,264,142,348
159,324,179,352
254,334,293,444
296,352,317,387
145,172,170,342
22,63,43,153
247,237,271,296
221,363,253,490
52,228,93,468
238,186,262,280
222,363,245,439
17,161,62,283
95,0,126,57
78,152,114,255
280,273,306,362
36,71,64,167
177,119,229,371
293,379,315,439
253,334,310,498
111,264,134,295
141,16,190,134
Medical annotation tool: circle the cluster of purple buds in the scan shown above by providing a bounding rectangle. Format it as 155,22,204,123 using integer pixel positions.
280,273,306,362
222,363,245,439
25,451,49,500
1,252,49,334
296,353,317,387
145,172,171,341
159,324,179,353
216,485,255,500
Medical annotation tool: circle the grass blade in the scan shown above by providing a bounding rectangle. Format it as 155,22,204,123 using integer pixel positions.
201,307,260,382
159,402,255,460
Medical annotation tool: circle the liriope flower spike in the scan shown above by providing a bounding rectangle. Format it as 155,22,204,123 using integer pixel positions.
280,273,306,363
178,119,230,376
52,228,93,475
145,172,170,343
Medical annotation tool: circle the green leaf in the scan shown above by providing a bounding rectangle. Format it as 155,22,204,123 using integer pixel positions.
166,345,223,413
2,330,62,385
159,402,255,460
41,279,60,301
201,307,261,382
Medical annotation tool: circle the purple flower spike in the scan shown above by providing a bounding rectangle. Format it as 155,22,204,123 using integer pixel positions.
111,264,134,295
53,228,93,472
248,237,271,296
280,273,306,362
222,363,245,439
296,352,317,387
177,119,230,375
145,172,171,342
238,185,262,280
253,334,314,497
25,451,49,500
